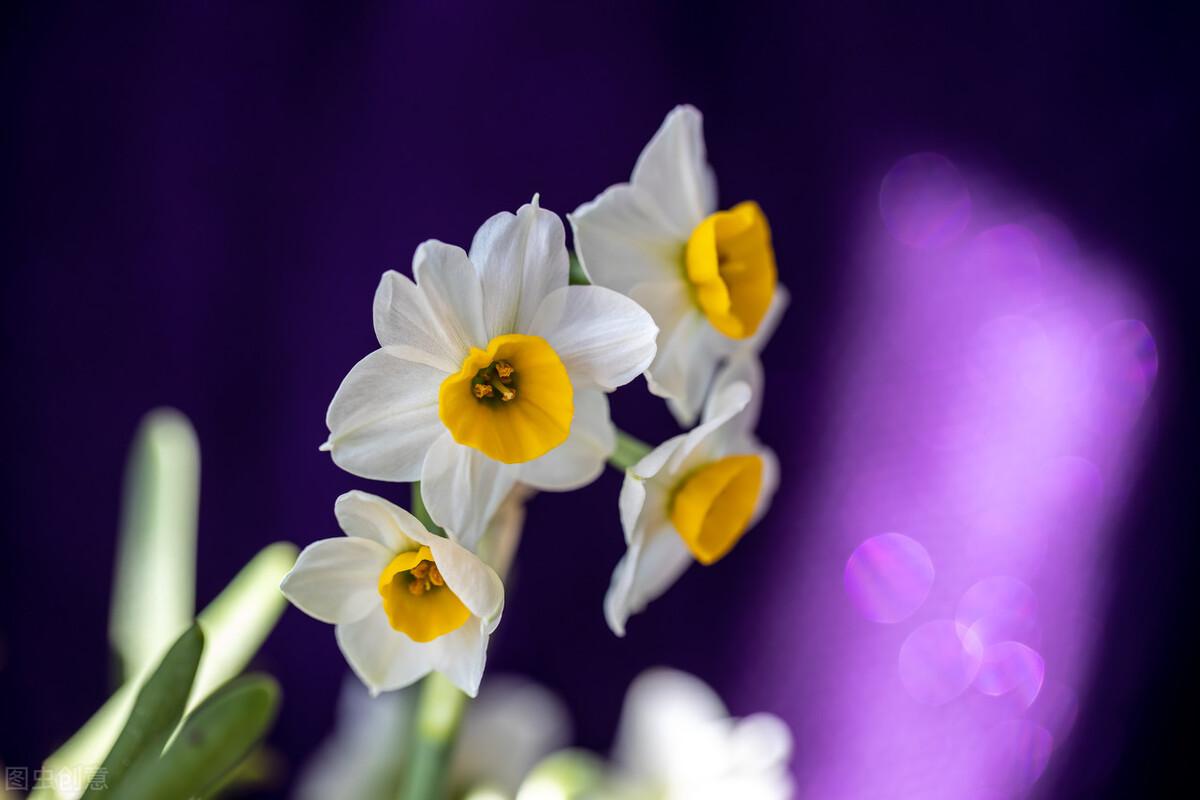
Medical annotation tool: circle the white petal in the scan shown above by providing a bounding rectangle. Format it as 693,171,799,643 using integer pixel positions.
631,105,717,239
618,433,686,543
614,668,729,779
707,351,765,440
420,434,517,550
325,349,446,482
528,286,658,392
334,490,427,553
424,534,505,629
372,256,479,373
520,390,615,491
668,380,753,474
475,485,534,578
454,676,572,793
469,196,568,339
280,537,392,625
568,184,683,294
429,622,490,697
752,445,780,526
604,523,693,636
645,309,727,427
336,609,434,696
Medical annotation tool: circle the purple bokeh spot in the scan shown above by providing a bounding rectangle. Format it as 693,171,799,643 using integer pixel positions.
973,640,1045,710
1088,319,1159,421
956,576,1040,648
879,153,971,248
844,533,936,623
898,620,984,705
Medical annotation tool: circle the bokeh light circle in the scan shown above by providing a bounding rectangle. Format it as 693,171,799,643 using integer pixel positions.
879,153,971,248
898,620,984,705
973,640,1045,709
844,533,935,623
956,576,1040,647
1087,319,1159,420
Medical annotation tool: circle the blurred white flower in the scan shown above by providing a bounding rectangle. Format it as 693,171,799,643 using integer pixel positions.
281,491,504,697
322,196,657,547
605,355,778,635
295,674,571,800
612,668,793,800
570,105,787,425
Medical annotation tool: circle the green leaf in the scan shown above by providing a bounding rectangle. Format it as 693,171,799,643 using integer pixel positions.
116,674,281,800
109,409,200,684
34,543,297,800
82,625,204,798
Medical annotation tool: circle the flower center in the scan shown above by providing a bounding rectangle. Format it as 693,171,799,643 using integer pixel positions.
378,545,471,642
439,333,574,464
670,454,764,565
684,201,777,340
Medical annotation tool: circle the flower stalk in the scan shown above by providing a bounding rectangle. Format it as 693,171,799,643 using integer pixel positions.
609,429,652,471
398,482,469,800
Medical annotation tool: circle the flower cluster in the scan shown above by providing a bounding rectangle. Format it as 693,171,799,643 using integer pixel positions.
282,105,786,698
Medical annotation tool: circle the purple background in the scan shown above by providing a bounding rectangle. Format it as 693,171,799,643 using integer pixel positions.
2,3,1195,797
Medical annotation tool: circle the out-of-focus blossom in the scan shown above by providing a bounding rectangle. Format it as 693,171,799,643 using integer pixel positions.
281,492,504,697
612,668,793,799
322,197,657,547
295,674,570,800
570,105,787,425
605,356,778,635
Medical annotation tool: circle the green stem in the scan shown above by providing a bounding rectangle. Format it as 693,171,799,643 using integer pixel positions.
568,250,590,285
397,483,467,800
411,481,445,537
609,429,652,471
398,672,469,800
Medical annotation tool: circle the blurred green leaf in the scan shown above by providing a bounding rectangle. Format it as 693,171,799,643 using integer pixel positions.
82,625,204,798
116,674,280,800
110,409,199,683
35,543,297,800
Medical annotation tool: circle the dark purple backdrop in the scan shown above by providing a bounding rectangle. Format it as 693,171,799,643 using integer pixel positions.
2,3,1196,798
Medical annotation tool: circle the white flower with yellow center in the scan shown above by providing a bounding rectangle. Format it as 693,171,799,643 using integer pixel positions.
323,197,658,547
280,491,504,697
605,355,778,635
569,105,787,426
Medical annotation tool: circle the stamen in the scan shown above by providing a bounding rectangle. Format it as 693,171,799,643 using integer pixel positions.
408,578,428,596
473,383,494,399
428,564,444,586
494,361,514,380
410,561,431,579
490,379,517,402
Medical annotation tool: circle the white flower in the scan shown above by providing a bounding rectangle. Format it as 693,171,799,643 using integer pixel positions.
281,491,505,697
323,197,658,548
612,668,793,800
569,105,787,426
295,674,570,800
605,355,778,635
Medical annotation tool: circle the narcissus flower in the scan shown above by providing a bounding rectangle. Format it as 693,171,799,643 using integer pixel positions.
323,197,657,547
281,491,504,697
570,105,787,425
605,356,778,635
610,668,793,800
